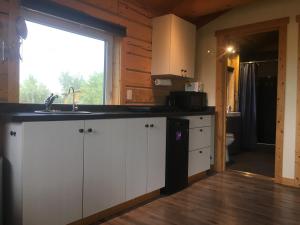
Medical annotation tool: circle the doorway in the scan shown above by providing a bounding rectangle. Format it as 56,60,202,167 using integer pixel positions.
214,18,289,183
226,31,279,177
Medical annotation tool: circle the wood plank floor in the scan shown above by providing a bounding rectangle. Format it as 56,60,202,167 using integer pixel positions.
101,171,300,225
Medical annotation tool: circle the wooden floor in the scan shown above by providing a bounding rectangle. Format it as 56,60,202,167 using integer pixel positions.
229,148,275,177
101,171,300,225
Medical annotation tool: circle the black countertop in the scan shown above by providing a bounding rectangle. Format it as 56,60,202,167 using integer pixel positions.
0,104,215,122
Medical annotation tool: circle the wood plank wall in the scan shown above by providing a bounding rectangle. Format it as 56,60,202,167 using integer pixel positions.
0,0,9,102
0,0,186,105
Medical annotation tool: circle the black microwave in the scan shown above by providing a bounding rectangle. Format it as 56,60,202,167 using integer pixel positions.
167,91,208,111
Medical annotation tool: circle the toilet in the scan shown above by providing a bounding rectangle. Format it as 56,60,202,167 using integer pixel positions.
226,133,235,162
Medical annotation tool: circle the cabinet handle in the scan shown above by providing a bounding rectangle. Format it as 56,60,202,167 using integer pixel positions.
87,128,93,133
10,131,16,136
200,129,203,132
78,129,84,133
150,124,154,128
199,151,203,154
200,117,203,120
145,124,149,128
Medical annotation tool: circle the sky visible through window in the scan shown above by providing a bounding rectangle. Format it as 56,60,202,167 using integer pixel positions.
20,21,106,104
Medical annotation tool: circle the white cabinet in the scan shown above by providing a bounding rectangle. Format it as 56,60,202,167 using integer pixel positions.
5,121,84,225
182,115,215,176
152,14,196,78
125,118,166,200
146,118,166,193
125,118,148,200
188,148,211,176
4,117,166,225
83,119,126,217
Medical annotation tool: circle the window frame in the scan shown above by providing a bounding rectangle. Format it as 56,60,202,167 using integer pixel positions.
20,8,114,105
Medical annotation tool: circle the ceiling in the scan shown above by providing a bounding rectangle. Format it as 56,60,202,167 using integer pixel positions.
135,0,258,27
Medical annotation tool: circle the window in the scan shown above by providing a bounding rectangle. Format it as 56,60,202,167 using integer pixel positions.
19,11,113,105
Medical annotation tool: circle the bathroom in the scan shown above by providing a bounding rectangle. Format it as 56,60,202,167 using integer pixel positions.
225,31,279,177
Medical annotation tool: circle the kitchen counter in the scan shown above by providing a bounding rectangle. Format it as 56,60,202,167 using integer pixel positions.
0,105,215,122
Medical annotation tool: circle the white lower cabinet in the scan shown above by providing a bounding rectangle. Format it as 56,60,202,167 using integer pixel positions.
147,118,166,193
83,119,126,217
188,148,210,177
125,118,166,200
125,118,148,200
11,121,84,225
182,115,215,176
4,117,166,225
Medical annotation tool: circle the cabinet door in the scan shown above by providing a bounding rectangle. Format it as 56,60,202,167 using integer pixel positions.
83,119,126,217
147,118,166,192
22,121,84,225
188,147,210,177
170,15,187,77
125,118,148,201
189,126,211,151
170,15,196,78
182,20,196,78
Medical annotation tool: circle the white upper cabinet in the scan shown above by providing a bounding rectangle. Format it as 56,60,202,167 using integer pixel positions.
152,14,196,78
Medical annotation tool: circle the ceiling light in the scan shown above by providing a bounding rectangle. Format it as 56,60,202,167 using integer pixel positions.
226,46,235,54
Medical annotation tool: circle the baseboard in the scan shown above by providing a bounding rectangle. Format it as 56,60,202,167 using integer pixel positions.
188,171,209,184
68,190,161,225
279,177,297,188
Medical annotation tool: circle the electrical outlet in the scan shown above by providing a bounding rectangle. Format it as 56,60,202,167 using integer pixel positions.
126,89,133,100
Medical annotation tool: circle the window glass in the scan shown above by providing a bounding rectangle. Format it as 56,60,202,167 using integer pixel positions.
20,19,111,105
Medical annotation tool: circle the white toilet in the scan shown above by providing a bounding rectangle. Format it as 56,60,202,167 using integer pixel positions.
226,133,235,162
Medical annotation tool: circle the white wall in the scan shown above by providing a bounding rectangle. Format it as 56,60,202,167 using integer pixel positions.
196,0,300,179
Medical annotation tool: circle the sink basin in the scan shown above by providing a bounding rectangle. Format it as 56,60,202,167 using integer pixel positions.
227,112,241,117
34,110,92,115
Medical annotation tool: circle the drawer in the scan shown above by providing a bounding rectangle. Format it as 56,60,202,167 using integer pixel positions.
188,147,210,177
183,115,211,128
189,126,211,151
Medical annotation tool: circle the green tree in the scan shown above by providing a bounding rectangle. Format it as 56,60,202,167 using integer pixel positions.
80,72,104,104
59,72,86,93
20,75,51,104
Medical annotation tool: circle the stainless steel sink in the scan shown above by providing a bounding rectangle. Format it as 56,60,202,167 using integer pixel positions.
34,110,92,115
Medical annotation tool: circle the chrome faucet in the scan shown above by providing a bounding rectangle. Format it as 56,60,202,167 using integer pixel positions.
45,93,59,111
66,87,78,111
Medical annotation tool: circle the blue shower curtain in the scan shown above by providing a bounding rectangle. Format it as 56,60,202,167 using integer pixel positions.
239,63,257,150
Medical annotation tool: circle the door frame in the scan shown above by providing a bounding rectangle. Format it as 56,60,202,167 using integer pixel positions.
214,18,289,184
295,15,300,187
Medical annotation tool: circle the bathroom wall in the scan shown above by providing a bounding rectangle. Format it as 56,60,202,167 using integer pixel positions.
196,0,300,179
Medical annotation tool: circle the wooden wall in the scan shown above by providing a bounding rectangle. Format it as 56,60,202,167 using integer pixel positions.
0,0,186,105
0,0,9,102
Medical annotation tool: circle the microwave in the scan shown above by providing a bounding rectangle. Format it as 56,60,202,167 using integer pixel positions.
167,91,208,111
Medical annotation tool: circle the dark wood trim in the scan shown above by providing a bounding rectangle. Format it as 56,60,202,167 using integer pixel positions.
215,17,289,37
215,35,227,172
68,190,161,225
296,15,300,23
0,1,9,14
21,0,127,36
188,171,208,184
215,18,289,185
295,16,300,187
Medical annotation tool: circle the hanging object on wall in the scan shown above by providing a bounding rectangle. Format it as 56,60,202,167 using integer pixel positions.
16,16,27,61
0,17,28,63
1,40,6,63
16,16,28,40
